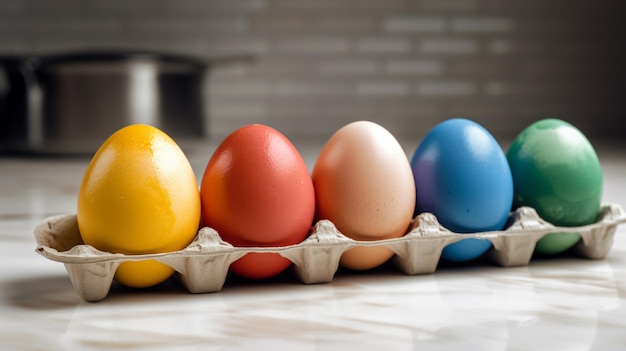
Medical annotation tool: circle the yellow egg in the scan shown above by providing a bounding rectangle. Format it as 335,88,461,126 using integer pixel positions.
77,124,201,288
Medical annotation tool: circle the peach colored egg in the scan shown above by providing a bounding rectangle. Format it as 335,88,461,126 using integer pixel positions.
312,121,416,270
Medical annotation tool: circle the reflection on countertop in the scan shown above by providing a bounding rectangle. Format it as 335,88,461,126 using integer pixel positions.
1,138,626,350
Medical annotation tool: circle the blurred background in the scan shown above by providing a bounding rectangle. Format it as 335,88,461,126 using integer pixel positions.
0,0,624,144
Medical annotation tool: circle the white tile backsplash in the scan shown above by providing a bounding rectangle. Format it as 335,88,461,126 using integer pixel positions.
451,18,514,32
317,60,379,75
384,60,444,75
419,39,479,54
0,0,623,139
416,81,477,96
383,17,446,32
274,38,351,54
356,81,410,96
356,37,411,53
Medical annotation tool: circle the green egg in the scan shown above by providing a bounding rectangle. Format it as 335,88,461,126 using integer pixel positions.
506,119,603,255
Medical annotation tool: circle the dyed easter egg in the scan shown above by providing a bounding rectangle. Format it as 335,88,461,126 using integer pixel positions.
200,124,315,279
78,124,201,288
313,121,416,270
411,118,513,262
507,118,603,254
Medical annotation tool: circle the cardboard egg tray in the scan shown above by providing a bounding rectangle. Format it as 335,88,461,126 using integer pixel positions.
35,203,626,302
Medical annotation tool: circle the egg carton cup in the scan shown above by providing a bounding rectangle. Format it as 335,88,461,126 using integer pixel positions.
35,203,626,302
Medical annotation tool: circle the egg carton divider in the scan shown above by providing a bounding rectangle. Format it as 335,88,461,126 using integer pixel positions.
34,203,626,302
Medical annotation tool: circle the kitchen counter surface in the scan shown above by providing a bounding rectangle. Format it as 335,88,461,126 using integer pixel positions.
2,138,626,350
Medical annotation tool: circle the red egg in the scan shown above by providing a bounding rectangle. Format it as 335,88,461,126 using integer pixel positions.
200,124,315,279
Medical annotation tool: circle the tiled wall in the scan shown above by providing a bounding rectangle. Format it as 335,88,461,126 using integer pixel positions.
1,0,624,139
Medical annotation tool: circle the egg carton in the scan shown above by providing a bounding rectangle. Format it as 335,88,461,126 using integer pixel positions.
35,203,626,302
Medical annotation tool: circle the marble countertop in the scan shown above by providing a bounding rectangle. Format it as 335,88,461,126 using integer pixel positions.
2,138,626,350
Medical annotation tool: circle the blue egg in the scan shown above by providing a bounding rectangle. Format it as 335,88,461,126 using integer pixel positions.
410,118,513,262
